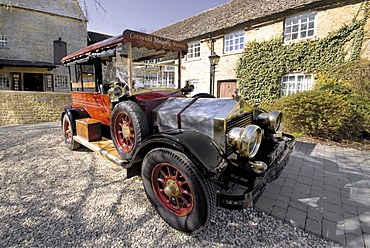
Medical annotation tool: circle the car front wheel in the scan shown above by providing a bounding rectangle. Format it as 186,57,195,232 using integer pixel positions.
142,148,215,233
110,101,149,160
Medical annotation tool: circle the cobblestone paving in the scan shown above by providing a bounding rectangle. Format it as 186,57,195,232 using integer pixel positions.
256,141,370,247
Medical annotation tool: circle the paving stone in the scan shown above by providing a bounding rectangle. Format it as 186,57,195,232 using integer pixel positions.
312,178,325,187
261,190,279,201
342,203,358,215
291,191,310,202
307,206,322,222
300,166,314,174
296,175,313,186
285,206,306,228
271,205,286,220
322,219,345,245
323,177,340,187
298,170,314,179
274,198,289,210
254,196,274,215
364,233,370,248
323,184,341,194
346,233,365,248
305,218,322,237
323,209,344,223
289,199,309,212
323,196,342,207
294,182,311,194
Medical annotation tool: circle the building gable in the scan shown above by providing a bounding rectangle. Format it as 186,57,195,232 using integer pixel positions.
0,0,85,20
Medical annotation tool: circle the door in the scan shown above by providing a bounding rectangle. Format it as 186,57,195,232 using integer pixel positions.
218,81,237,98
24,73,44,91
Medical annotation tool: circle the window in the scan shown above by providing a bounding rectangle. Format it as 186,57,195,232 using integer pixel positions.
284,11,317,42
54,40,67,64
224,30,244,53
281,73,313,96
55,75,68,88
187,41,200,59
0,34,8,48
0,73,10,88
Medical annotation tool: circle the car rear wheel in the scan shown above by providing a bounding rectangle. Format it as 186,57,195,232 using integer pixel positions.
142,148,215,233
110,101,149,160
62,114,80,150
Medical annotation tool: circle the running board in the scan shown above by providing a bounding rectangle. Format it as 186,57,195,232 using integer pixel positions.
73,136,128,167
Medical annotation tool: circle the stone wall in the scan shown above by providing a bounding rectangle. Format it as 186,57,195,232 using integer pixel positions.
0,91,72,126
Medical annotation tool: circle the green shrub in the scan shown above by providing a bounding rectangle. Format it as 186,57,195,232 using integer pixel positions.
269,90,363,141
315,61,370,133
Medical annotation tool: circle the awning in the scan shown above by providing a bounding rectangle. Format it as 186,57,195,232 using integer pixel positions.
0,59,57,69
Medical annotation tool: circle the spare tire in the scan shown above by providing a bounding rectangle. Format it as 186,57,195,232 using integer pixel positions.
110,101,149,160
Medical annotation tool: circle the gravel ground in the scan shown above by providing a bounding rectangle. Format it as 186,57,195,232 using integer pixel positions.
0,127,340,247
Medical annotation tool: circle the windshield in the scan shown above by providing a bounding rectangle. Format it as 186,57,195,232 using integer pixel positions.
101,43,180,93
64,30,187,95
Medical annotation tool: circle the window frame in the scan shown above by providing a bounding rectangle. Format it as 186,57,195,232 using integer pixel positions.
0,34,8,49
280,73,314,97
0,73,10,88
54,75,69,88
284,11,317,42
187,41,201,60
224,30,245,53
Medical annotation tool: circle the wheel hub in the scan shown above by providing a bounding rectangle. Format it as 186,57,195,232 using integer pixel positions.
121,123,131,138
164,179,179,197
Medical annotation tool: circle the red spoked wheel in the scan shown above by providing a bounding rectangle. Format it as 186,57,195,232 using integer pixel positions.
142,148,215,234
112,111,135,153
152,162,194,217
62,114,80,150
110,101,149,160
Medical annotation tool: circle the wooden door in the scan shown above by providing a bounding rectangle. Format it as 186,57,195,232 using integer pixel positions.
218,81,237,98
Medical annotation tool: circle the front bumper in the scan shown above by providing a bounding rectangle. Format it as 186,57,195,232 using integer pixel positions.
217,133,295,210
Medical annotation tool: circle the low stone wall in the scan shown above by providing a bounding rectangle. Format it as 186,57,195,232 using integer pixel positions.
0,91,72,126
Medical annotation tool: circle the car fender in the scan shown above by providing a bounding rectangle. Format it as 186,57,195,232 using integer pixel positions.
131,130,226,174
61,106,91,134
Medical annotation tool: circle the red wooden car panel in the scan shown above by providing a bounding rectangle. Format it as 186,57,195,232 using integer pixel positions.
71,92,112,126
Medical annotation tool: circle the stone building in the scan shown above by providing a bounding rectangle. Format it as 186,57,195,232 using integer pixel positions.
0,0,87,92
152,0,369,98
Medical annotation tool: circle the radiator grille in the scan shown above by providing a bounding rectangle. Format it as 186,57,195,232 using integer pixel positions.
225,112,253,155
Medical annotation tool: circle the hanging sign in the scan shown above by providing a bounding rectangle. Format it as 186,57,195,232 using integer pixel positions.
44,74,54,92
11,73,21,91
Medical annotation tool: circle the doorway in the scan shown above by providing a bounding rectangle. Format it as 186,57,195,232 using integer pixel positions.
218,80,237,98
24,73,44,91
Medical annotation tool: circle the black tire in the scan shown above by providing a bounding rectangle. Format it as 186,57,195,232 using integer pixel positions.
110,101,149,160
62,114,80,150
142,148,216,233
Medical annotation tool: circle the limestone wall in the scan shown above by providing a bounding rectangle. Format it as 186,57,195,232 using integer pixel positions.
0,91,72,125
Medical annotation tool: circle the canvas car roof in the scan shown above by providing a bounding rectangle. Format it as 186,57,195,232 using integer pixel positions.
61,29,188,64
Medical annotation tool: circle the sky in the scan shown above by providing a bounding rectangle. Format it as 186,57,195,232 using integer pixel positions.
79,0,231,36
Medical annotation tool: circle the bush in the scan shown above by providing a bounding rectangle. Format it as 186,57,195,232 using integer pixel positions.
315,61,370,134
269,90,363,141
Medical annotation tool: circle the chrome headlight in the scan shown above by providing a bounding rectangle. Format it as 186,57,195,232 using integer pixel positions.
269,111,283,133
228,125,262,158
258,111,283,134
108,85,125,102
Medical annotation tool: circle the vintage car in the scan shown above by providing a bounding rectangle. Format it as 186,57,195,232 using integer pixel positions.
61,30,295,234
